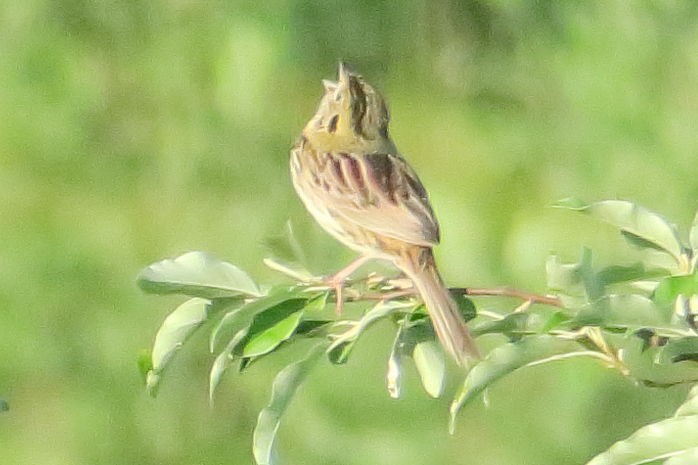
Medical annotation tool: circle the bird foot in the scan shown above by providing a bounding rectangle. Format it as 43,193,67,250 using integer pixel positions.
319,256,373,315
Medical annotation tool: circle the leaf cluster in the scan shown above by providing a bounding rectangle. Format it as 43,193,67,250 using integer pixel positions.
137,201,698,465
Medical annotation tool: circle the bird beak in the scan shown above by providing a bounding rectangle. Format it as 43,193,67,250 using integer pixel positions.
337,61,356,84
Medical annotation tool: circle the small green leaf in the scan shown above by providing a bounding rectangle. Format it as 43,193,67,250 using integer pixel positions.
664,448,698,465
147,298,210,396
585,415,698,465
612,335,698,386
209,287,306,353
573,294,669,330
294,319,332,337
546,253,585,293
208,290,310,400
263,258,314,282
554,197,587,209
541,311,570,333
384,320,446,399
137,251,261,298
413,340,446,398
675,384,698,417
210,309,240,353
597,263,667,286
0,399,8,412
209,329,249,401
386,323,408,399
137,350,153,384
690,210,698,253
658,338,698,364
654,274,698,306
304,291,330,314
554,199,685,265
471,313,530,338
450,335,574,433
451,294,477,322
262,221,307,265
546,248,598,306
253,344,324,465
243,307,305,357
327,301,413,364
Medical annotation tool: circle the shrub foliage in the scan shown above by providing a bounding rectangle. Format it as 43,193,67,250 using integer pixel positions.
138,199,698,465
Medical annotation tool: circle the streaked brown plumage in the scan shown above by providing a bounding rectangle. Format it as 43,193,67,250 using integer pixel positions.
290,63,478,365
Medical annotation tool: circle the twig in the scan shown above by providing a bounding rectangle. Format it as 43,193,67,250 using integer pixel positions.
451,287,563,308
295,268,563,308
328,284,563,309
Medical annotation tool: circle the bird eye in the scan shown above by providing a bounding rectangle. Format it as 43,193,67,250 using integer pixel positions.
327,114,339,133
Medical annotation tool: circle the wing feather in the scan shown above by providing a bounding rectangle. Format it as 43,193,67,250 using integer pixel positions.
318,151,440,247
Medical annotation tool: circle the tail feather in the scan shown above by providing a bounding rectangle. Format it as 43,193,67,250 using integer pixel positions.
397,248,479,365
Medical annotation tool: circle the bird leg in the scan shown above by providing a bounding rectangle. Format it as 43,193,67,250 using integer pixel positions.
325,255,372,315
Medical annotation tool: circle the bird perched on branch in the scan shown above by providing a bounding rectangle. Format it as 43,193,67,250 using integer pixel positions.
290,63,478,365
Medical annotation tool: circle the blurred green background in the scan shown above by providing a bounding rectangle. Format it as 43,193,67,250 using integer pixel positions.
2,1,698,464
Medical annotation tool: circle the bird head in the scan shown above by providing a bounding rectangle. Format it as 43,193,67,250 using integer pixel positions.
305,63,391,148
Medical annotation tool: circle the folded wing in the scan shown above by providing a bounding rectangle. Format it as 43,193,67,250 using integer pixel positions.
317,151,440,247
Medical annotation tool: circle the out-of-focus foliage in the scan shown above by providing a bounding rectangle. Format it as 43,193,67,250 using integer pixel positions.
2,1,698,464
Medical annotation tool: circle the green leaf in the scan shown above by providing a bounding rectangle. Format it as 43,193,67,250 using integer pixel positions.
243,306,305,358
384,320,446,399
386,323,408,399
541,311,570,333
573,294,669,330
137,251,261,298
675,384,698,417
263,257,314,282
327,301,413,364
413,340,446,398
253,344,324,465
451,293,477,322
554,197,587,209
658,338,698,364
147,298,210,396
209,309,239,353
209,329,249,401
690,210,698,253
450,335,574,433
262,222,314,281
210,332,245,396
304,291,330,314
208,289,309,399
209,287,305,353
137,350,153,384
654,274,698,306
611,335,698,386
597,263,667,286
546,248,599,307
294,319,332,338
585,415,698,465
262,221,307,266
554,199,685,264
0,399,8,412
664,448,698,465
546,252,585,293
471,313,530,338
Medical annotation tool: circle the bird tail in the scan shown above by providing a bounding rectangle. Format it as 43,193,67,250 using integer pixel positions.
396,247,479,366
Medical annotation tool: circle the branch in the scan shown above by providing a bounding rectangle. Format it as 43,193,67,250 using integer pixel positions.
337,284,563,308
269,258,564,309
451,287,563,308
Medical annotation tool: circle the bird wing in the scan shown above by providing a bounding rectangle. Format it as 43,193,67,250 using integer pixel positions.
316,151,440,247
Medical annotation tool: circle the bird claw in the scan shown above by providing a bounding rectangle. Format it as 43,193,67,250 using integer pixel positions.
325,275,347,316
315,256,373,316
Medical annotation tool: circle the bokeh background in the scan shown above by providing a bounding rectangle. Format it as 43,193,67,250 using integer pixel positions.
2,1,698,464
